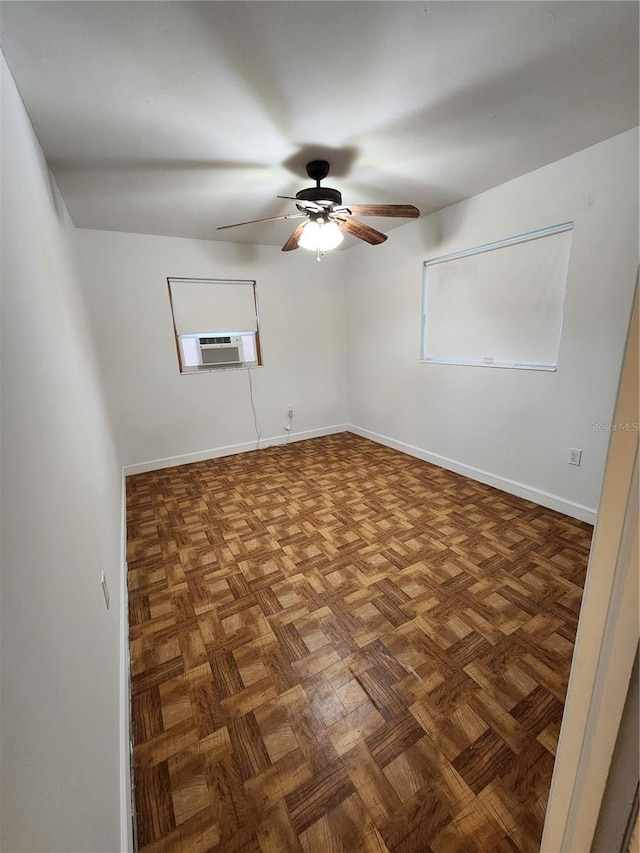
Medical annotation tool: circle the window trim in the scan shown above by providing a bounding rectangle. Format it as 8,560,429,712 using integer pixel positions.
167,277,262,373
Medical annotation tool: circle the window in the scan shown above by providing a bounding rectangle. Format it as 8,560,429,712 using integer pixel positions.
421,223,573,371
167,278,261,373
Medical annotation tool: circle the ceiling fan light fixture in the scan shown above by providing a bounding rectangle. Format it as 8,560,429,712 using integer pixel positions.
298,219,344,252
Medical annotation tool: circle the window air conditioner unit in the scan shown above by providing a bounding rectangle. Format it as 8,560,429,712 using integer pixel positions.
198,335,243,367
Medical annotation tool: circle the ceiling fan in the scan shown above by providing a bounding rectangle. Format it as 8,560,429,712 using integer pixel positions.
217,160,420,257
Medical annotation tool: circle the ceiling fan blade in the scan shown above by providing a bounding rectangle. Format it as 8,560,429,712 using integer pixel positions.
337,217,387,245
217,212,306,231
343,204,420,218
281,222,307,252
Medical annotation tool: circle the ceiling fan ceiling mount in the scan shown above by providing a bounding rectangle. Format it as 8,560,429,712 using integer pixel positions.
305,159,331,183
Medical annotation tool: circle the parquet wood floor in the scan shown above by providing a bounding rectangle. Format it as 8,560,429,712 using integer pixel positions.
127,432,592,853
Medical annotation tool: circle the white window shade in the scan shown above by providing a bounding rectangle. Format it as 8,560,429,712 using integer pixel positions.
168,278,257,335
422,224,573,370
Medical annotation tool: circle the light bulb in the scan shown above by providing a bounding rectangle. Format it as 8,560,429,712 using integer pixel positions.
299,219,344,252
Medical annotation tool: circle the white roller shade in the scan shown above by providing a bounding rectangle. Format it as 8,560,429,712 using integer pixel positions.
422,224,573,369
169,278,257,335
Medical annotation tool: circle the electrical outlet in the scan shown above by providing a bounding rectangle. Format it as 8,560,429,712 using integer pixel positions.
568,448,582,466
288,406,294,418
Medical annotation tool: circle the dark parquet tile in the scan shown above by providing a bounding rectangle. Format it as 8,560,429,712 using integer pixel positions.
127,432,592,851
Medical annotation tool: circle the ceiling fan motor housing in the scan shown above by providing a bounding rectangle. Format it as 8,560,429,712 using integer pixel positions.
295,186,342,206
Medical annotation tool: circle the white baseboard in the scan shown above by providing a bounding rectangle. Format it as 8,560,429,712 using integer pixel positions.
122,423,596,522
348,424,597,525
119,471,133,852
122,424,349,476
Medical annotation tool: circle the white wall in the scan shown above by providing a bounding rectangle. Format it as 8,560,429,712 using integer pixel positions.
75,229,348,471
0,55,123,851
345,129,639,521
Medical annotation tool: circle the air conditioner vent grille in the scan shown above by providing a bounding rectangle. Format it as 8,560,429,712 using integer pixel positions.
199,336,232,345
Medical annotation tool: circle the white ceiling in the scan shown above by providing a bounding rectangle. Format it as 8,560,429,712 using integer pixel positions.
1,1,638,249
